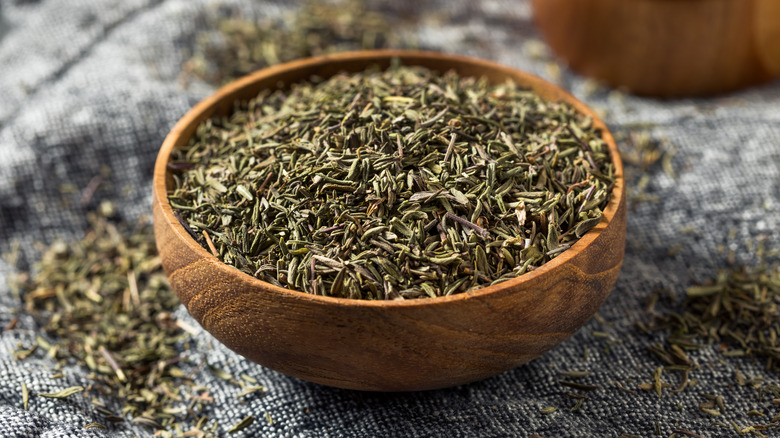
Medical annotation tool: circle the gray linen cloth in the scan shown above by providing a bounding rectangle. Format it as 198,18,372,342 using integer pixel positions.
1,0,779,436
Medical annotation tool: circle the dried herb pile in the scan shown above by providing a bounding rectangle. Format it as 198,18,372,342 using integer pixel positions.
632,261,780,436
649,263,780,372
183,0,412,86
613,127,676,206
17,210,221,436
168,64,615,300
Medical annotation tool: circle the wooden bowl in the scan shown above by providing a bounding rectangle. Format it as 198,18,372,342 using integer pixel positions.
153,50,626,391
532,0,780,97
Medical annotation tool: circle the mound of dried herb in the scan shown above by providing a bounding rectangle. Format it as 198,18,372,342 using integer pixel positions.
18,209,218,435
168,64,615,300
183,0,411,86
613,127,677,206
650,263,780,372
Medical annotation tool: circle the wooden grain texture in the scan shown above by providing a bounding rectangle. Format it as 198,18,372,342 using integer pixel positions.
532,0,780,97
152,50,627,391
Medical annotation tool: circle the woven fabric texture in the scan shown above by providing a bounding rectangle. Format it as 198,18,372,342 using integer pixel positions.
1,0,779,436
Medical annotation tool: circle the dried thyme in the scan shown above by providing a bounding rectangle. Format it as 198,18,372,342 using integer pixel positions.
16,210,218,435
651,263,780,371
184,0,413,86
168,64,615,299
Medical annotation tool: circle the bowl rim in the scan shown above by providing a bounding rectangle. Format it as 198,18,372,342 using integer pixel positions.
153,49,625,308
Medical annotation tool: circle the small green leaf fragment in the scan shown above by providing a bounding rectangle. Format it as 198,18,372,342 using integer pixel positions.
37,386,84,399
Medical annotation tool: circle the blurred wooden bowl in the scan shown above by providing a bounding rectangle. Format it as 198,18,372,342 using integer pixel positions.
532,0,780,97
152,50,626,391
